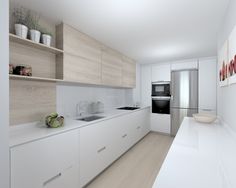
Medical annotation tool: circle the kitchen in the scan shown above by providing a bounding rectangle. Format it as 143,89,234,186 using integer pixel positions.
1,0,236,188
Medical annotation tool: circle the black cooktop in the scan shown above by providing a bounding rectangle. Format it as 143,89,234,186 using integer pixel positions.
117,107,140,110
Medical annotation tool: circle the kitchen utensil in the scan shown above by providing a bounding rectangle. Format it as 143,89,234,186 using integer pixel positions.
193,113,217,124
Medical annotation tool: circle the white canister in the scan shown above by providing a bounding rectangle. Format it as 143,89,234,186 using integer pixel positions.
15,24,28,39
30,29,41,43
42,34,52,46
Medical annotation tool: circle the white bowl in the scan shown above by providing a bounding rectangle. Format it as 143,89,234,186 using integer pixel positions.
193,113,217,124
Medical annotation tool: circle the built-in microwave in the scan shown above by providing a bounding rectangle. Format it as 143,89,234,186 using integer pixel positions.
152,82,170,97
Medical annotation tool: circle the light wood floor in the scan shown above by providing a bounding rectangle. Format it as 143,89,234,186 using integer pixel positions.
85,132,174,188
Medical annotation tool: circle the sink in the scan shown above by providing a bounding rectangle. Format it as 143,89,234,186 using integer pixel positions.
117,107,140,110
76,115,105,122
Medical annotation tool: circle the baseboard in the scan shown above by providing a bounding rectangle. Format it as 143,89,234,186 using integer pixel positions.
150,130,172,136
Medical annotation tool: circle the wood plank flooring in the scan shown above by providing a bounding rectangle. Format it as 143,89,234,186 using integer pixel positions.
85,132,174,188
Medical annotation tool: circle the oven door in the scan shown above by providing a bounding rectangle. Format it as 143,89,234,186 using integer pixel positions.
152,97,170,114
152,83,170,97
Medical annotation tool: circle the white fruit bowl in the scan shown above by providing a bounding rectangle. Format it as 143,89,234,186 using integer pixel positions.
193,113,217,124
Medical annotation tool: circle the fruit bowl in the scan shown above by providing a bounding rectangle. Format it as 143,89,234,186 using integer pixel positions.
193,113,217,124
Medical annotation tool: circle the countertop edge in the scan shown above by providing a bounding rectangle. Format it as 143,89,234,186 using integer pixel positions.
9,106,151,148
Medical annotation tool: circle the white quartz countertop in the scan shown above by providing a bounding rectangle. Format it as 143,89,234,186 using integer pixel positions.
152,117,236,188
9,106,150,148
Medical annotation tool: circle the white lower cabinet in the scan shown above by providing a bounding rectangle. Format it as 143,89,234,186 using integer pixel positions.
79,108,150,187
10,108,150,188
10,130,80,188
151,113,170,134
79,120,117,187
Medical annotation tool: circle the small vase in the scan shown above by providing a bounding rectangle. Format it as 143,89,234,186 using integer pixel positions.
30,29,41,43
15,24,28,39
42,34,52,46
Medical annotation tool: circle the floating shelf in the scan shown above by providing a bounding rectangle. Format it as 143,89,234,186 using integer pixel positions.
9,33,64,54
9,75,62,82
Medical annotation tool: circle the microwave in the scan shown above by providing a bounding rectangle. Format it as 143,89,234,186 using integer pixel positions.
152,82,170,97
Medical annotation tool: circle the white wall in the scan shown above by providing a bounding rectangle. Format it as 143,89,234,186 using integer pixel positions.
0,0,9,187
132,64,141,105
57,84,133,117
217,0,236,130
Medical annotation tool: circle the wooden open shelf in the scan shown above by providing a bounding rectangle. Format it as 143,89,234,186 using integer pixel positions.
9,74,62,82
9,33,64,54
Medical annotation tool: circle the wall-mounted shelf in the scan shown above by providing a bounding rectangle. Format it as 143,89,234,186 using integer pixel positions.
9,33,64,54
9,74,130,89
9,75,62,82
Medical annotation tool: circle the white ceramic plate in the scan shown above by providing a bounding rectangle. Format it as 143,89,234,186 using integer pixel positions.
193,113,217,124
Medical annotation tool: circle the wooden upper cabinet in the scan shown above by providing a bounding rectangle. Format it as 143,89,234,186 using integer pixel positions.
101,48,123,87
122,56,136,88
56,23,136,87
57,23,101,62
63,54,101,84
56,23,102,84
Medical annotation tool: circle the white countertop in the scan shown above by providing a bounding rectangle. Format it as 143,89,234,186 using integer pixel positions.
152,117,236,188
9,106,150,148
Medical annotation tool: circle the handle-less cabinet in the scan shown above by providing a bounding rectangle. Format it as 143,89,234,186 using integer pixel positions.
56,23,136,88
10,131,80,188
198,58,217,114
151,64,171,82
101,48,123,86
56,23,102,84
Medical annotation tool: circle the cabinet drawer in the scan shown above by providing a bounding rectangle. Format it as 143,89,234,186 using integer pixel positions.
79,121,116,186
11,131,79,188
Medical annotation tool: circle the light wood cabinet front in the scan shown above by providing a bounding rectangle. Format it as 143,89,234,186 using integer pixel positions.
11,131,79,188
56,23,136,88
57,24,102,63
122,56,136,88
63,53,101,84
101,48,123,86
57,23,102,84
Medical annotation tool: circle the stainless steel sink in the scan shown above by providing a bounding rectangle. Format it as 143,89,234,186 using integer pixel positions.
76,115,105,122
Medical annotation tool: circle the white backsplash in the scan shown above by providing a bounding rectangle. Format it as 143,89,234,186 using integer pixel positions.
57,84,133,117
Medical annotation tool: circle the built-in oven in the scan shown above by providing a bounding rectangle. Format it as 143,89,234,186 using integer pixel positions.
152,82,170,97
152,96,170,114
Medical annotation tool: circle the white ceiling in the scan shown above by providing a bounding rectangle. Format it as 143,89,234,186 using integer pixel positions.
11,0,229,64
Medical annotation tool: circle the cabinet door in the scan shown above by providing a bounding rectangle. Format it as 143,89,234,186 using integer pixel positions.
63,53,101,84
152,64,171,82
171,60,198,70
112,115,135,156
199,58,217,113
138,108,151,137
129,109,151,143
151,113,171,134
79,120,117,187
101,48,122,86
61,24,102,63
11,131,79,188
122,56,136,88
141,65,152,106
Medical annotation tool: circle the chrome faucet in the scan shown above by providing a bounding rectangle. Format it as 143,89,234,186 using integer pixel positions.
76,101,88,117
